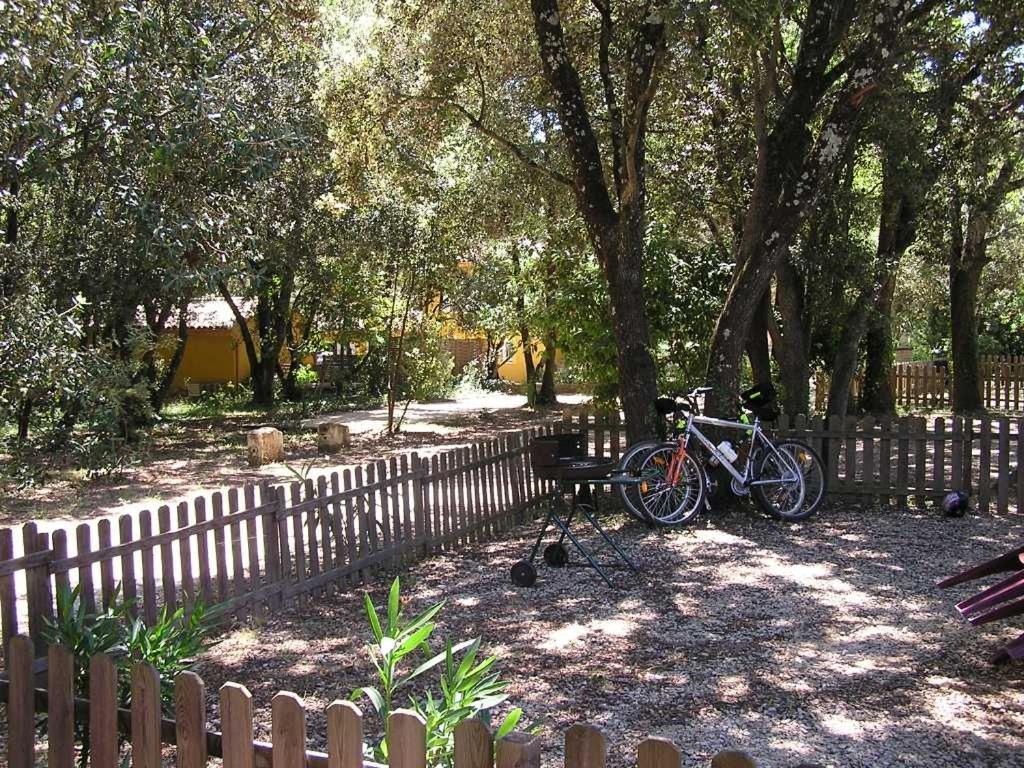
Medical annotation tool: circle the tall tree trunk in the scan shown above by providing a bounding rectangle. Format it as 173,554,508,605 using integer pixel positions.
529,0,663,441
746,291,773,387
511,247,536,405
949,261,985,412
774,261,810,415
538,333,558,406
152,300,190,412
704,0,921,416
860,275,897,413
16,396,32,441
826,292,871,419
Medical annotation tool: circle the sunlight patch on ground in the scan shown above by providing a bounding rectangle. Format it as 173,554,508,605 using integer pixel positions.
540,616,637,650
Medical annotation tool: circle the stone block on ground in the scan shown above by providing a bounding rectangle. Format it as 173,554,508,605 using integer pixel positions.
317,422,351,453
247,427,284,467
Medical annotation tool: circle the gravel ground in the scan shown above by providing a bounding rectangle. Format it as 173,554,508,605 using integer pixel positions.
196,498,1024,768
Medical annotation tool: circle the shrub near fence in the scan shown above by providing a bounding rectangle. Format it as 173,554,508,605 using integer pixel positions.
561,409,1024,514
2,636,775,768
0,427,562,664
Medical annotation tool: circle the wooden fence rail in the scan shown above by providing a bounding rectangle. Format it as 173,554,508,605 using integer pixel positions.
814,355,1024,412
560,409,1024,515
0,426,561,663
2,636,779,768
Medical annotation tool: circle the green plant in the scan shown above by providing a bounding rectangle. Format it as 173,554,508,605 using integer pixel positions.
352,577,521,768
44,583,217,707
295,364,320,389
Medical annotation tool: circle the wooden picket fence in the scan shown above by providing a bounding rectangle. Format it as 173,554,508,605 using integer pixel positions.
0,427,561,665
561,409,1024,514
814,354,1024,412
2,636,772,768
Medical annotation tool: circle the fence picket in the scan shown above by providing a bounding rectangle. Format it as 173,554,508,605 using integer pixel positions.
119,515,139,615
979,418,992,514
390,710,427,768
176,671,208,768
213,492,230,604
566,723,606,768
131,662,162,768
221,682,256,768
272,691,307,768
76,524,96,614
997,418,1010,512
327,700,363,768
914,417,927,508
7,635,34,768
878,416,893,505
0,528,16,654
90,653,119,768
637,738,681,768
497,733,541,768
195,497,214,604
454,718,494,768
934,418,946,497
48,644,75,768
158,505,177,610
862,416,875,492
139,510,158,625
98,519,116,609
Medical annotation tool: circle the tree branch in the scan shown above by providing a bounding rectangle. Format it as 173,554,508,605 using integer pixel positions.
592,0,624,197
529,0,619,243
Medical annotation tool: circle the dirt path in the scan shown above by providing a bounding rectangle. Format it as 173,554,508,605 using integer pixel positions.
195,499,1024,768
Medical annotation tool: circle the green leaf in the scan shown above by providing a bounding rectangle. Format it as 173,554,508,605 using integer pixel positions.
494,708,522,741
387,577,401,632
364,592,383,642
352,686,385,715
399,638,475,687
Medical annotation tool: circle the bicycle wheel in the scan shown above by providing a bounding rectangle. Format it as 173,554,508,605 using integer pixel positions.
751,442,807,520
636,446,706,526
616,439,662,521
770,440,827,521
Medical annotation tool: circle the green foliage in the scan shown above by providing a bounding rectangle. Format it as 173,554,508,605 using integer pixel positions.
43,583,217,707
401,321,456,402
352,577,520,768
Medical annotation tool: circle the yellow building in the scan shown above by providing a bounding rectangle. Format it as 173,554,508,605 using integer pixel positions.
157,297,557,392
157,299,252,393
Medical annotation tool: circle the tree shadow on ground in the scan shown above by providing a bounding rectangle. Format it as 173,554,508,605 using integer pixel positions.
196,496,1024,768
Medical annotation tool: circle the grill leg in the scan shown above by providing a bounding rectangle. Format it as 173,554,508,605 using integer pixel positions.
527,506,555,562
577,502,638,572
549,514,613,587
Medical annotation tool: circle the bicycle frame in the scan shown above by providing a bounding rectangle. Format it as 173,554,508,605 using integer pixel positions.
679,413,801,490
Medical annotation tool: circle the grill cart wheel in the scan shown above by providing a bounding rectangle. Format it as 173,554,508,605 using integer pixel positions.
510,560,538,587
543,543,569,567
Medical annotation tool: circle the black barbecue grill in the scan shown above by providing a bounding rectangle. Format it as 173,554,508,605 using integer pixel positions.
511,432,638,587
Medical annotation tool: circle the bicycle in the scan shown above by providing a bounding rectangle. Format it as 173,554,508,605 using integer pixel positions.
617,384,827,525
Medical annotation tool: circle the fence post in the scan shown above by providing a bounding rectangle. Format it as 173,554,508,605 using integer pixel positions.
272,691,307,768
637,738,680,768
131,661,162,768
0,527,17,660
48,644,75,768
91,653,119,768
454,718,494,768
176,671,208,768
390,709,427,768
327,700,364,768
221,682,256,768
260,482,283,609
566,724,606,768
496,732,541,768
7,635,35,768
22,522,53,656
